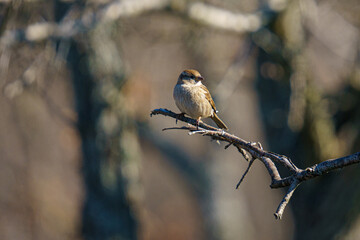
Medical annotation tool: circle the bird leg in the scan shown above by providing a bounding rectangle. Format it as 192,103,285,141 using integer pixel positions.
196,117,201,130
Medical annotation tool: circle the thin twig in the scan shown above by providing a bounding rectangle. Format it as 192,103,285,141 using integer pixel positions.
162,126,189,131
236,158,255,189
224,142,233,149
239,148,251,162
274,179,300,219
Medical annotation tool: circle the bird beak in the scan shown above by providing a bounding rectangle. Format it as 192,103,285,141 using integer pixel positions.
197,76,204,81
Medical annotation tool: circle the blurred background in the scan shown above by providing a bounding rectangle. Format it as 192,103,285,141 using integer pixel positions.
0,0,360,239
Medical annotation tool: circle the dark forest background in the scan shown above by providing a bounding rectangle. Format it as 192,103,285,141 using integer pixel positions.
0,0,360,239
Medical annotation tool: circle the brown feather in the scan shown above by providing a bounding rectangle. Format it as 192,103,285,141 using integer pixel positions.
211,113,228,130
200,84,217,112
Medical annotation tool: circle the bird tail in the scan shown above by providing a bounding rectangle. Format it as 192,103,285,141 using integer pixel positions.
211,113,228,130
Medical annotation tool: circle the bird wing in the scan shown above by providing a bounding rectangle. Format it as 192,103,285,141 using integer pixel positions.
200,84,217,112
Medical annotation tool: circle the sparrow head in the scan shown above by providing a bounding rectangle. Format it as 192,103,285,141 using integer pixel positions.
177,69,204,84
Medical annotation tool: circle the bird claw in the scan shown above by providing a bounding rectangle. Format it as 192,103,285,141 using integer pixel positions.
196,118,201,130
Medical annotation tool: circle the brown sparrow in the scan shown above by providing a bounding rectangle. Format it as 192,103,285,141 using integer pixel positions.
173,69,228,130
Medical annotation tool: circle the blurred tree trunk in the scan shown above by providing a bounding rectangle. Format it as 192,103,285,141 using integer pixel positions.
53,1,139,238
67,22,139,240
0,1,140,239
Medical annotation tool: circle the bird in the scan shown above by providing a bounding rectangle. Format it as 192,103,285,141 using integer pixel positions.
173,69,228,130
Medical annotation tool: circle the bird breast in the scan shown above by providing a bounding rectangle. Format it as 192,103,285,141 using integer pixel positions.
173,83,213,118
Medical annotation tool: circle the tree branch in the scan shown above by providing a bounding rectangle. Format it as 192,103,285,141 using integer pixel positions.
0,0,287,47
274,179,299,220
150,108,360,219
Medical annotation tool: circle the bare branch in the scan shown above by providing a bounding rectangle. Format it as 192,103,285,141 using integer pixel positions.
188,2,261,33
236,158,255,189
1,0,288,47
274,179,299,220
151,108,360,219
271,152,360,188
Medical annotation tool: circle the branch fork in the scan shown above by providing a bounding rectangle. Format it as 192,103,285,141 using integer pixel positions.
150,108,360,219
